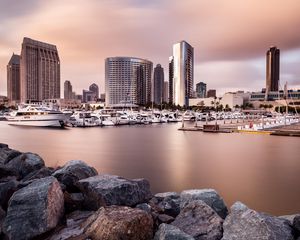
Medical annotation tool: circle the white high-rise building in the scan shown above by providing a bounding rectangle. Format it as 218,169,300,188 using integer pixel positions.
169,41,194,106
105,57,153,106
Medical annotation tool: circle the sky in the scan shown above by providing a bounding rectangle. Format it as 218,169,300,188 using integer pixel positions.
1,0,300,96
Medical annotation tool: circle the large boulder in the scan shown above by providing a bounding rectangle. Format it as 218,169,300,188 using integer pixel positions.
0,180,19,210
180,189,228,219
171,200,223,240
222,202,294,240
3,176,64,240
6,152,45,179
52,160,98,192
83,205,153,240
154,223,195,240
0,145,21,165
76,174,152,210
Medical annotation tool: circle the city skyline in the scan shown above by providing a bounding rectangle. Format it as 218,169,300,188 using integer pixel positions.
1,0,300,96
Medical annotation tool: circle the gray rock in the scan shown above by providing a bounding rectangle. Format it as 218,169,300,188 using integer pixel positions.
83,205,153,240
3,176,64,240
52,160,98,192
172,200,223,240
154,223,195,240
6,152,45,179
47,210,93,240
152,191,181,217
0,180,19,210
76,174,152,210
22,166,53,182
0,164,18,179
222,201,294,240
0,146,21,165
180,189,228,219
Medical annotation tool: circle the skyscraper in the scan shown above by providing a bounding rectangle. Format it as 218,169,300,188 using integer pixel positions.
196,82,206,98
168,57,174,104
153,64,164,105
163,81,169,103
64,80,73,100
169,41,194,106
266,46,280,92
20,37,60,102
89,83,99,99
105,57,153,106
7,53,21,102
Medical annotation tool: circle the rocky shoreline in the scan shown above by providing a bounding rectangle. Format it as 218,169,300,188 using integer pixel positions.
0,143,299,240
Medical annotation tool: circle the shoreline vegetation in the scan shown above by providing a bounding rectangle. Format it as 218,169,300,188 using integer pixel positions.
0,144,299,240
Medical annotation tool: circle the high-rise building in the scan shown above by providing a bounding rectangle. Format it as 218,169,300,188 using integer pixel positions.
105,57,153,106
207,89,216,98
169,41,194,106
168,57,174,104
64,80,73,100
266,46,280,92
89,83,99,99
196,82,207,98
163,81,169,103
7,53,21,102
20,37,60,102
153,64,164,105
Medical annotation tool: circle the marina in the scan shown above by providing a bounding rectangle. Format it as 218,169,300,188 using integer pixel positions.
0,119,300,216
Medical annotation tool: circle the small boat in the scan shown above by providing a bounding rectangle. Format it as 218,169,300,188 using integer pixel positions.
6,105,66,127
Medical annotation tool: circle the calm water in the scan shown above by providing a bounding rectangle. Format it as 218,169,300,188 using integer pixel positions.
0,121,299,215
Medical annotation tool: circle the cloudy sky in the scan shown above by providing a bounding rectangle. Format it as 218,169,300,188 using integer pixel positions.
1,0,300,96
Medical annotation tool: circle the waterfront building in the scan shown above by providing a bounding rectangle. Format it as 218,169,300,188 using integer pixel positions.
250,90,300,101
105,57,153,106
169,41,194,107
7,53,21,102
207,89,216,98
163,81,169,103
89,83,99,99
168,57,174,104
20,37,60,102
153,64,164,105
196,82,206,98
266,46,280,92
64,80,73,100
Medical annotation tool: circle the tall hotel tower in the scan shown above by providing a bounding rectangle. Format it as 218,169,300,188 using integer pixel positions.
20,37,60,102
153,64,164,105
7,54,21,102
105,57,153,106
169,41,194,107
266,46,280,92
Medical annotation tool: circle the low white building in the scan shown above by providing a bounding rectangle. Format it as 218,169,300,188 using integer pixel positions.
220,93,244,109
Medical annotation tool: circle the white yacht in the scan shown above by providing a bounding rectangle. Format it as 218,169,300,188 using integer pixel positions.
68,111,100,127
6,105,66,127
